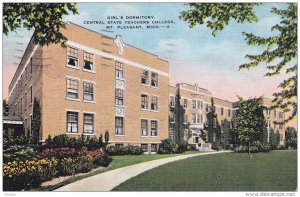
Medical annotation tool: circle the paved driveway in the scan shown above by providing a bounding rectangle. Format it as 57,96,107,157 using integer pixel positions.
55,151,231,192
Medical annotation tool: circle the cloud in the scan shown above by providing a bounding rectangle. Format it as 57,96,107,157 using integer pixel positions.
103,3,140,16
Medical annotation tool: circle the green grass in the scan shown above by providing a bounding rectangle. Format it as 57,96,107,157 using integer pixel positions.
32,151,200,191
113,150,297,191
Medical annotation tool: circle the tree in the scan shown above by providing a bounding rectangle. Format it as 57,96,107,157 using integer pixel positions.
285,127,297,149
3,3,79,46
205,98,221,144
269,128,280,150
104,130,109,147
234,97,266,153
3,99,9,116
170,88,187,145
32,98,41,144
180,3,297,123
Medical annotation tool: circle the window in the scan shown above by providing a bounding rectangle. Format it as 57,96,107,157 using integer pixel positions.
66,78,79,99
67,111,79,133
228,109,231,117
200,101,203,109
115,144,123,148
151,120,158,136
83,113,94,134
141,144,148,152
170,128,175,140
151,72,158,87
192,114,196,123
197,100,201,109
279,124,283,129
150,96,158,111
221,107,224,115
115,89,124,105
184,115,188,124
115,61,125,79
83,82,95,101
213,118,217,128
274,110,277,118
141,119,148,136
197,115,200,123
151,144,158,152
279,112,283,119
170,111,175,123
200,115,203,123
30,86,32,104
141,70,149,85
30,58,33,76
25,67,28,82
192,100,196,109
205,103,209,112
67,47,79,68
115,117,124,135
268,109,272,116
83,51,94,71
183,99,188,109
141,94,148,109
170,96,175,107
24,93,27,108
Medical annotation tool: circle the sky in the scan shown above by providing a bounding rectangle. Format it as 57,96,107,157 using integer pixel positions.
2,2,293,102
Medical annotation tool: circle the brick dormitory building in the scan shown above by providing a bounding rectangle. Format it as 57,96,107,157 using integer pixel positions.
6,22,288,153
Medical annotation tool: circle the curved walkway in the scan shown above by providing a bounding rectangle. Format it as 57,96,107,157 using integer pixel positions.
55,151,231,192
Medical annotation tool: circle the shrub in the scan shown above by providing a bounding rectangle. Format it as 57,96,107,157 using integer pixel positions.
285,127,297,149
106,145,144,156
158,139,178,154
44,134,103,150
176,142,188,153
212,142,223,151
3,158,58,191
3,145,38,163
38,147,112,168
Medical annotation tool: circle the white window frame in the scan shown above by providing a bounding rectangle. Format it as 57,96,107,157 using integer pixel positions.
66,110,80,134
183,99,188,109
170,96,175,107
66,76,80,101
83,112,95,135
66,46,80,69
115,61,125,80
192,100,197,109
150,119,159,137
141,70,149,86
150,72,159,88
83,80,96,103
115,116,125,136
141,94,148,110
150,95,159,112
141,119,149,137
83,51,96,73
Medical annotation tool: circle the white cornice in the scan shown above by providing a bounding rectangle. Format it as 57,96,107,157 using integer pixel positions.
67,40,169,77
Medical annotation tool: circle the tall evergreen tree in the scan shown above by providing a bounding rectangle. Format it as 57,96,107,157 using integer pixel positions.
32,98,41,144
3,99,9,116
205,98,221,143
170,88,186,145
234,97,267,153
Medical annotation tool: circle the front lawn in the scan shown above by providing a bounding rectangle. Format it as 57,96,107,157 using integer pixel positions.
113,150,297,191
35,151,201,191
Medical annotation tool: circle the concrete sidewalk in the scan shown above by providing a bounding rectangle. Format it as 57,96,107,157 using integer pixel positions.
55,151,231,192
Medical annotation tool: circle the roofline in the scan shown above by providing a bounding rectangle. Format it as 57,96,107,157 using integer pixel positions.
8,31,36,92
66,21,169,63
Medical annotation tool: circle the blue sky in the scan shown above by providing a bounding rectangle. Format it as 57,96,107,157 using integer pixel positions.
3,2,292,101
